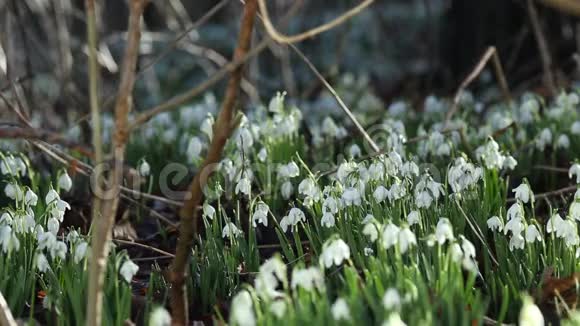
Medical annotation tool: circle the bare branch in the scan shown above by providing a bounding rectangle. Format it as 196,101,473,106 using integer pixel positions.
170,1,258,324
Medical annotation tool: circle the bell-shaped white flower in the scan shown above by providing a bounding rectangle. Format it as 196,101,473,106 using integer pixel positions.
229,291,255,326
186,136,203,160
138,160,150,177
0,225,19,253
319,237,350,268
24,189,38,206
74,241,88,263
291,266,324,291
254,255,287,299
280,180,293,199
382,288,402,310
202,202,216,220
569,163,580,184
149,307,172,326
257,147,267,162
222,222,242,239
120,259,139,283
525,225,542,243
363,222,381,242
342,187,362,206
487,216,503,232
252,202,269,227
509,232,525,251
513,183,534,204
546,213,566,236
373,186,389,203
4,183,23,201
407,211,420,226
381,223,400,249
398,227,416,253
58,172,73,192
382,313,407,326
504,217,524,236
36,252,50,272
321,212,335,228
280,208,306,232
519,296,544,326
435,218,454,245
331,298,351,321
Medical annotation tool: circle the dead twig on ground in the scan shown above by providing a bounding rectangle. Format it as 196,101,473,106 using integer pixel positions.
169,1,258,324
86,0,147,325
527,0,558,95
444,46,512,126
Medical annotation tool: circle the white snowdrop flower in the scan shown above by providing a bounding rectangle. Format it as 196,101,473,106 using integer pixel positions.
149,306,172,326
389,101,407,115
45,189,70,222
475,138,505,169
435,142,451,156
186,136,203,160
202,202,216,220
235,176,251,196
449,243,463,262
381,223,400,249
388,182,407,201
415,190,432,208
320,237,350,268
382,288,402,310
200,115,214,141
536,128,552,151
74,241,88,263
507,202,524,221
362,214,375,224
291,266,324,291
236,127,254,151
513,183,534,204
382,313,407,326
369,162,385,181
58,172,73,192
519,296,544,326
348,144,361,158
569,163,580,184
24,189,38,206
51,241,67,260
4,183,23,201
0,226,19,253
66,230,79,244
509,232,525,251
331,298,351,321
561,219,579,246
277,162,300,179
298,178,321,206
460,236,478,272
487,216,503,232
120,259,139,283
47,217,59,235
0,212,12,225
254,255,287,299
323,196,339,214
363,222,380,242
556,134,570,149
364,247,374,256
336,161,357,184
447,157,482,193
406,211,421,226
401,161,419,178
525,225,542,243
519,99,539,124
222,222,243,239
321,212,335,228
37,231,57,252
268,91,286,113
435,218,454,245
230,291,255,326
269,300,286,319
373,186,389,203
503,155,518,170
342,187,362,206
572,121,580,135
36,252,50,272
570,201,580,221
280,208,306,232
252,202,269,227
138,160,150,177
504,217,524,236
280,180,293,199
257,147,267,162
398,227,417,253
546,213,566,236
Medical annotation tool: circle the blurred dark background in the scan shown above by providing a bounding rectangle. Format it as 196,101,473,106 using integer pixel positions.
2,0,580,132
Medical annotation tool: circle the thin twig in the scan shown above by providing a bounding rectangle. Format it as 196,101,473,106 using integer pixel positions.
455,200,500,267
113,239,175,258
533,165,568,173
0,125,91,155
444,46,512,126
538,0,580,16
86,1,147,325
257,0,374,44
169,1,258,324
289,44,380,153
527,0,558,95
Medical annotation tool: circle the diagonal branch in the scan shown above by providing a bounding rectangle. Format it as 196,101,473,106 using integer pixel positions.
169,1,258,324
